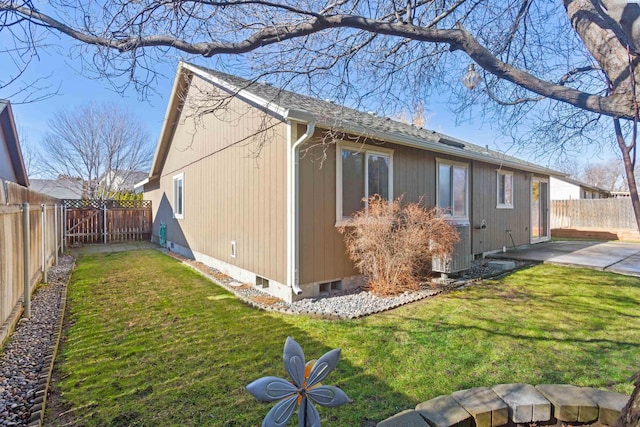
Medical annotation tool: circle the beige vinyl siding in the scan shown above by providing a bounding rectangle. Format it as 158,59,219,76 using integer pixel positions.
151,75,288,284
298,135,354,285
298,134,545,284
470,162,532,254
298,135,438,285
392,145,435,206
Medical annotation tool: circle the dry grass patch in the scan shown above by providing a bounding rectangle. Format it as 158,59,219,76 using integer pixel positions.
250,295,282,306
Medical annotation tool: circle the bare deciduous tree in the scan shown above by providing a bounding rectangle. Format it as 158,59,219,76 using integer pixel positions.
580,159,627,192
39,103,152,199
1,0,639,228
17,127,45,178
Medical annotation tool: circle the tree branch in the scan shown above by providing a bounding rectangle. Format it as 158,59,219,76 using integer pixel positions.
0,0,635,118
483,85,544,106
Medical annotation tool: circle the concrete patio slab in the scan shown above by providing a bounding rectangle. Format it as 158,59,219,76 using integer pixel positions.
606,252,640,277
493,240,640,277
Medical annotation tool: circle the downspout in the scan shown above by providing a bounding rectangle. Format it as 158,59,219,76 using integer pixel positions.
286,120,315,295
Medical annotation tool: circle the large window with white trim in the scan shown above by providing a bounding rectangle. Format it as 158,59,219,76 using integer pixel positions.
437,160,468,219
497,170,514,208
337,142,393,221
173,173,184,219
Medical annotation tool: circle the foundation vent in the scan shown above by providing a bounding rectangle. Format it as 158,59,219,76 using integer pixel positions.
318,280,342,296
256,275,269,288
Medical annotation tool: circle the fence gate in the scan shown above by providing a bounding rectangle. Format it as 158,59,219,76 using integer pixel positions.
62,199,152,245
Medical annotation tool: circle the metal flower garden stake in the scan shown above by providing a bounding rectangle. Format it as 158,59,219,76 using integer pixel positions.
246,337,349,427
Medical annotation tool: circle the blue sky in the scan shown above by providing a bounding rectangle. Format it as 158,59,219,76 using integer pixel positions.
2,33,616,178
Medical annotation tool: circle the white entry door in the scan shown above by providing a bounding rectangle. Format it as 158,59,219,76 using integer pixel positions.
531,178,550,242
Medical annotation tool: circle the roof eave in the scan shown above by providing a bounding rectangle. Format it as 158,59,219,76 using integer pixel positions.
159,62,565,179
0,101,29,187
284,109,562,177
183,62,288,119
148,63,192,179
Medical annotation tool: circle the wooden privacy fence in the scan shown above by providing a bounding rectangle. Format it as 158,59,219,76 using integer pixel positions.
62,199,152,245
1,182,63,347
551,198,636,230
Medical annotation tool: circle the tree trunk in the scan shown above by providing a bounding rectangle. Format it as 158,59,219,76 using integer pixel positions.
566,2,640,231
613,119,640,232
616,372,640,427
621,148,640,232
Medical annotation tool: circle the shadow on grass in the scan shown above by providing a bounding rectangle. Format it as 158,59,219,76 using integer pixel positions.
55,250,411,427
337,265,640,400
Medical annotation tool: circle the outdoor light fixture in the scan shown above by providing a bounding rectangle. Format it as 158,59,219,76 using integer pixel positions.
462,63,482,90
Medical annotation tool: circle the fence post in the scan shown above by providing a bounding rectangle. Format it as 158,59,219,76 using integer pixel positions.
63,205,67,251
41,204,47,283
22,202,31,318
103,206,107,244
54,203,59,264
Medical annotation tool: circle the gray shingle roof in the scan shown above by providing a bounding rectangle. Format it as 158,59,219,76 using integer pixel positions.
187,63,562,176
30,178,84,199
554,175,610,194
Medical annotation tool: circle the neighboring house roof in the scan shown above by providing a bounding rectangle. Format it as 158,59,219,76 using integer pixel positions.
0,100,29,187
30,178,84,199
553,175,610,194
101,170,149,191
149,62,566,180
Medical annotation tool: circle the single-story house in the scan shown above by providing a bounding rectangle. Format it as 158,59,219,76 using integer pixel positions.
0,100,29,203
141,62,563,302
550,176,610,200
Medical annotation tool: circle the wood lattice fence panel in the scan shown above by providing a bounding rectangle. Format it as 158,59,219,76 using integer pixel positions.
63,200,152,245
61,199,151,209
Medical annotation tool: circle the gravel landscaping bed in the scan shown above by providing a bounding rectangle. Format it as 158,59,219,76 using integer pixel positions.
172,252,531,319
0,256,73,427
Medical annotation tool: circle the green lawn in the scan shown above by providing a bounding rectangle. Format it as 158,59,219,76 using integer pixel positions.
52,250,640,426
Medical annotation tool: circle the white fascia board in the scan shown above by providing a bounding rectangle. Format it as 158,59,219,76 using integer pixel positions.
133,178,149,190
182,62,288,118
149,63,186,178
284,108,563,177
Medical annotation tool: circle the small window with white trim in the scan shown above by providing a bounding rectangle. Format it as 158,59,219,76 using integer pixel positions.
497,170,514,209
337,142,393,222
437,159,468,219
173,173,184,219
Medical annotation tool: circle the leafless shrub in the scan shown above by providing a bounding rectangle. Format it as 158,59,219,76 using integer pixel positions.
339,195,459,297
